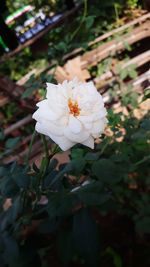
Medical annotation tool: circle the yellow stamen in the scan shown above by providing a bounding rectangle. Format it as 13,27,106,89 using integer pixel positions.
68,98,80,116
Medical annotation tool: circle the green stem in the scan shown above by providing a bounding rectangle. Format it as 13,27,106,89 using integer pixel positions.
25,130,36,164
70,0,88,41
114,3,119,22
41,135,49,159
134,155,150,166
51,144,61,155
99,137,110,156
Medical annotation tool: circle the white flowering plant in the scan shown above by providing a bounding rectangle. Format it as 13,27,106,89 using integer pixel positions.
0,81,150,267
32,78,108,151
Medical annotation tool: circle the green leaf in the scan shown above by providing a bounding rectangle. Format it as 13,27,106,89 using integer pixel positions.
0,166,8,178
5,137,20,149
142,88,150,101
105,247,122,267
11,165,30,189
57,229,75,265
21,74,38,99
129,69,137,79
13,173,30,189
141,118,150,131
70,158,86,176
73,208,99,266
0,176,19,197
12,196,22,221
92,159,122,184
43,170,58,189
47,192,78,219
123,41,132,51
38,219,59,234
50,158,86,188
84,152,100,161
48,158,58,172
71,148,84,159
120,69,128,80
136,216,150,234
23,86,36,98
3,234,19,267
77,191,110,206
85,16,95,29
49,162,73,188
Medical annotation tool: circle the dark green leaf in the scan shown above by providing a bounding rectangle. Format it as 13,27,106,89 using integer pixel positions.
0,176,19,197
73,208,99,266
84,152,100,161
92,159,122,184
71,148,84,159
12,196,22,221
141,118,150,131
58,229,75,265
47,158,58,173
77,191,110,206
5,137,20,149
136,216,150,234
85,16,95,29
3,234,19,267
70,158,86,176
38,219,59,234
11,165,30,189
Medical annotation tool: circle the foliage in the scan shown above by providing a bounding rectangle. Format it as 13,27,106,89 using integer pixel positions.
6,0,59,13
0,96,150,266
127,0,138,9
0,1,149,266
1,0,139,81
6,0,83,13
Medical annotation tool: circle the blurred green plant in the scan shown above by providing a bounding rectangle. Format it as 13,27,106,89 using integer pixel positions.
127,0,138,9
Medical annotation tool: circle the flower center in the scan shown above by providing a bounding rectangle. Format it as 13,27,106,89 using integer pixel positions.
68,98,80,116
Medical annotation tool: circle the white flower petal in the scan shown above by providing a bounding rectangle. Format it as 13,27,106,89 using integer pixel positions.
64,127,90,142
83,121,92,130
82,136,94,149
35,122,49,136
48,134,75,151
33,100,60,121
68,115,82,134
35,120,64,137
46,121,64,136
46,82,57,98
35,122,74,151
92,118,108,136
78,114,94,122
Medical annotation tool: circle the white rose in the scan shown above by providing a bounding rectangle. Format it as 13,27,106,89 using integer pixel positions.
32,78,107,151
